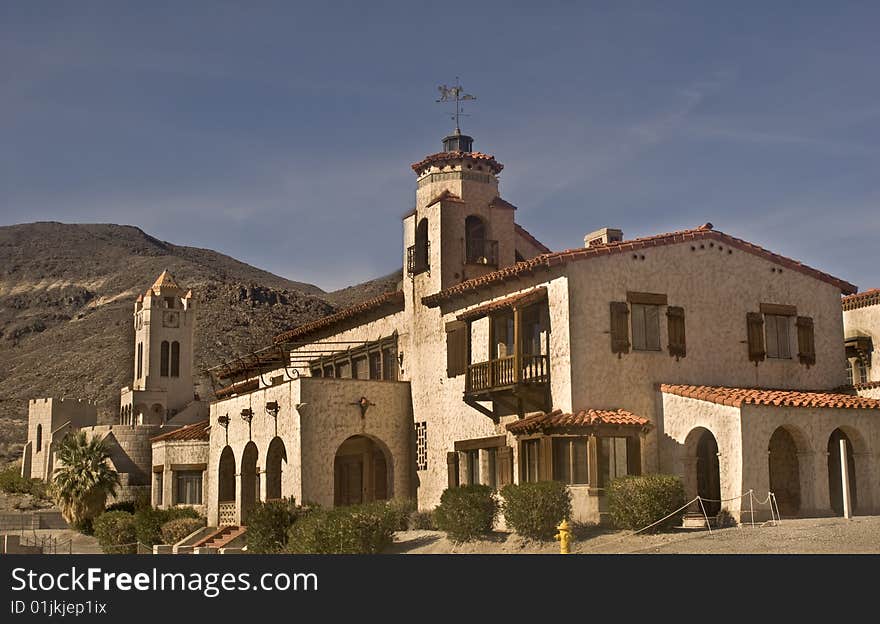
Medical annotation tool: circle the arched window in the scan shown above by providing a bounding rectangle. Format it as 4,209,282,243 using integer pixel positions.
36,424,42,452
160,341,170,377
137,343,143,379
465,215,486,264
410,218,429,275
171,341,180,378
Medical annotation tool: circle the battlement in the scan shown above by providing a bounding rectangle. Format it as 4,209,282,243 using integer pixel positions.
29,397,98,407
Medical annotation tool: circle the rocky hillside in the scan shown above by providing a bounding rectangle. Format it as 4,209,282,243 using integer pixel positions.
0,222,398,461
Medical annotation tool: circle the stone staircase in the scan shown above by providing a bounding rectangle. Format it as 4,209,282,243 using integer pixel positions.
192,526,247,551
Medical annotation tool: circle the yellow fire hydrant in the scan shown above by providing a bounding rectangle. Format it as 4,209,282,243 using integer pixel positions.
554,519,572,554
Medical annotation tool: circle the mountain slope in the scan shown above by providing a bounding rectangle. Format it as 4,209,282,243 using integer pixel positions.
0,222,364,459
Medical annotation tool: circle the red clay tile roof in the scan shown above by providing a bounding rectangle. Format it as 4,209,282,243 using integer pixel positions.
215,378,259,399
457,287,547,321
151,420,210,443
423,223,857,306
843,289,880,311
411,151,504,175
507,408,650,434
274,291,404,343
660,384,880,410
426,189,464,207
515,223,550,253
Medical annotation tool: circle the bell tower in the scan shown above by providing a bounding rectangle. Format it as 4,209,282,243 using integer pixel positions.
128,270,196,423
405,129,517,300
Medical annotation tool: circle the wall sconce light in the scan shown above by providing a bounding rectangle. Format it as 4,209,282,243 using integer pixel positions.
397,351,404,368
240,408,254,423
265,401,280,437
217,414,230,428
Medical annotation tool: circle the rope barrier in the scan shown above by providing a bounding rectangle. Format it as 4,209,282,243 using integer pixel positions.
576,486,783,553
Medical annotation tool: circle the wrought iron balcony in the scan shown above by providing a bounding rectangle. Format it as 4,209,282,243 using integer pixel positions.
407,242,430,276
465,239,499,267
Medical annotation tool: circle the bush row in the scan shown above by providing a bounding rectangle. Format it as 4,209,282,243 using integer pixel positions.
92,506,204,553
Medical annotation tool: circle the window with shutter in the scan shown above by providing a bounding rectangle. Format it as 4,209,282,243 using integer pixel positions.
747,312,766,362
796,316,816,366
610,302,630,355
631,304,661,351
446,321,468,377
765,314,791,359
667,306,686,359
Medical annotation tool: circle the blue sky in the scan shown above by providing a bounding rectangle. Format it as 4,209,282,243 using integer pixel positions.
1,1,878,291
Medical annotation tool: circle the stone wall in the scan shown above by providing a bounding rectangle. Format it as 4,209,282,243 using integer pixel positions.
25,398,98,480
151,439,209,515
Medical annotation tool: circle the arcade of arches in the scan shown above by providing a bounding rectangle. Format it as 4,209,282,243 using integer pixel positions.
682,422,873,520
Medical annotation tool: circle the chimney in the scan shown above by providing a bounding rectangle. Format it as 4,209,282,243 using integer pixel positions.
584,228,623,248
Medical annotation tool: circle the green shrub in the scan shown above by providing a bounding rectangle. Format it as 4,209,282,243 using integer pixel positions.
285,502,397,554
93,511,137,554
606,475,686,531
433,485,497,543
246,497,301,553
105,500,137,514
385,498,417,531
0,465,48,498
501,481,572,540
134,507,201,546
410,509,436,530
161,517,205,545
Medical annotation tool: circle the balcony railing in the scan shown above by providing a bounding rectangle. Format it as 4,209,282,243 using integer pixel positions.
465,353,549,394
465,239,499,267
218,501,236,526
407,242,430,276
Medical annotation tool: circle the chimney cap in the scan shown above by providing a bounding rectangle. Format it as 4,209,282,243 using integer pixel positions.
584,228,624,248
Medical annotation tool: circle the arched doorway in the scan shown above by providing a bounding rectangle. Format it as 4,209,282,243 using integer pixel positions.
241,442,259,524
768,427,802,516
265,437,287,501
334,435,389,507
218,446,236,525
827,429,858,516
686,428,721,515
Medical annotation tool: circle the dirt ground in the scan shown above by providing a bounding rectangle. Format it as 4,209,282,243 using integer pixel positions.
387,515,880,555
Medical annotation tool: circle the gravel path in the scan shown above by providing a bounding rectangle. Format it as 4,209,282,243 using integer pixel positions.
389,515,880,554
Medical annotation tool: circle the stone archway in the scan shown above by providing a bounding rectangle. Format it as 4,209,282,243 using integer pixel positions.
333,435,390,507
768,427,804,516
217,446,236,526
265,437,287,501
241,442,259,524
685,427,721,515
827,428,858,516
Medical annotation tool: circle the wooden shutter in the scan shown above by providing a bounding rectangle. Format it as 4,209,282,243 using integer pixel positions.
796,316,816,366
747,312,766,362
610,302,630,355
446,321,468,377
667,306,686,359
496,446,513,487
446,451,459,488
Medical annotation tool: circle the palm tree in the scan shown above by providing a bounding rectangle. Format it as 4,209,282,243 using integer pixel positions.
51,431,120,531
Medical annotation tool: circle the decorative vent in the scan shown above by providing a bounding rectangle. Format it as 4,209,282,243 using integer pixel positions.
415,421,428,471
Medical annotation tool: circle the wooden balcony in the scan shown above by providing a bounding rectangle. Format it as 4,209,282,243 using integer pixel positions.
464,354,550,419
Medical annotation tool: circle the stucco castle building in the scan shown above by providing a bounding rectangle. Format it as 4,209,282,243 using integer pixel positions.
21,271,208,505
22,126,880,532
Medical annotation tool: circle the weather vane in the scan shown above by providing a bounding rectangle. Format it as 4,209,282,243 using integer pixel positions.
437,77,475,133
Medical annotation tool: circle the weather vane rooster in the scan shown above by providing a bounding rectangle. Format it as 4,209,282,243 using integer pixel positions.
437,78,476,133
